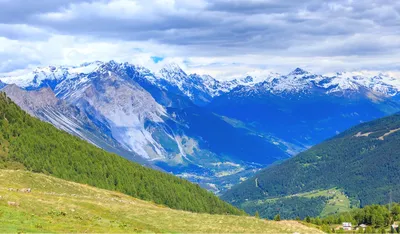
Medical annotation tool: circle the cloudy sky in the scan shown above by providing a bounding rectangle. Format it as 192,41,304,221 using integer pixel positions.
0,0,399,79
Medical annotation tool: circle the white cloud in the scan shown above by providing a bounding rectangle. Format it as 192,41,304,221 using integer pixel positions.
0,0,399,79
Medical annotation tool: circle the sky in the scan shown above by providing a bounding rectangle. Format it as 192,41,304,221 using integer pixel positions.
0,0,399,79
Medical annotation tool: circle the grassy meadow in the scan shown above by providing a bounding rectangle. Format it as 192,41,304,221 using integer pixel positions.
0,170,322,233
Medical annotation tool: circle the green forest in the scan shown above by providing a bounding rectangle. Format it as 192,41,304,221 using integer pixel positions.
223,112,400,218
0,93,243,215
244,196,328,220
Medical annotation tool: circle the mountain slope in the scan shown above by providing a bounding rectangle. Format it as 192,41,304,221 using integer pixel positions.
61,68,168,160
222,112,400,218
0,84,151,166
0,170,322,233
0,92,242,215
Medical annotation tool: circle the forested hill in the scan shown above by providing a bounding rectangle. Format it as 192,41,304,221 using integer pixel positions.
0,92,243,215
222,112,400,216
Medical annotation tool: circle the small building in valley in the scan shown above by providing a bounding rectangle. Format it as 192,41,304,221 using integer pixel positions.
342,222,352,231
357,224,367,230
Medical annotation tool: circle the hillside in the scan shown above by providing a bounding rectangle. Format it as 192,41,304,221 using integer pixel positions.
0,170,322,233
0,92,242,215
222,112,400,219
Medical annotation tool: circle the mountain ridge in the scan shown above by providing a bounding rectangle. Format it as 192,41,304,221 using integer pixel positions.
2,61,400,103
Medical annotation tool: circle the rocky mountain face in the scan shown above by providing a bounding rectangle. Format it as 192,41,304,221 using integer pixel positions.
1,61,400,193
1,84,152,166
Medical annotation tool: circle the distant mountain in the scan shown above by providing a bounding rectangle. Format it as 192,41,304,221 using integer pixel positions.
1,61,400,193
208,69,400,153
222,112,400,219
0,92,242,215
3,63,400,104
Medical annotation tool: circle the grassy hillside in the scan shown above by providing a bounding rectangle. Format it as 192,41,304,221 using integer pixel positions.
0,92,241,215
223,112,400,218
239,189,352,220
0,170,322,233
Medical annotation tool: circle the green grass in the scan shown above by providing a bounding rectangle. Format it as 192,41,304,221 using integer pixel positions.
0,170,322,233
288,188,352,217
320,190,352,217
241,188,352,219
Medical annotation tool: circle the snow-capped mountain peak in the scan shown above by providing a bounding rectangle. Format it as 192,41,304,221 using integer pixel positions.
158,63,190,86
228,70,281,87
79,61,104,67
321,71,400,96
227,69,400,97
70,61,104,74
288,67,310,76
160,63,186,76
242,76,253,83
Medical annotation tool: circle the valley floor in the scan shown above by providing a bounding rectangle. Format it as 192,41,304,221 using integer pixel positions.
0,170,321,233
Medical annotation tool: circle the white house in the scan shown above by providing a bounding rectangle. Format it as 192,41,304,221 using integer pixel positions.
342,222,352,231
357,224,367,230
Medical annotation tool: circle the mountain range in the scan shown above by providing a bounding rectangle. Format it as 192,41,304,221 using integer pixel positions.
2,61,400,193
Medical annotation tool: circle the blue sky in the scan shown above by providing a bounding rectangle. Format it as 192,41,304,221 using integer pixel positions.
151,56,165,63
0,0,399,79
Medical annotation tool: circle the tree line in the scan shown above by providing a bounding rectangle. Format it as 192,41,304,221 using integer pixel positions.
308,203,400,233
